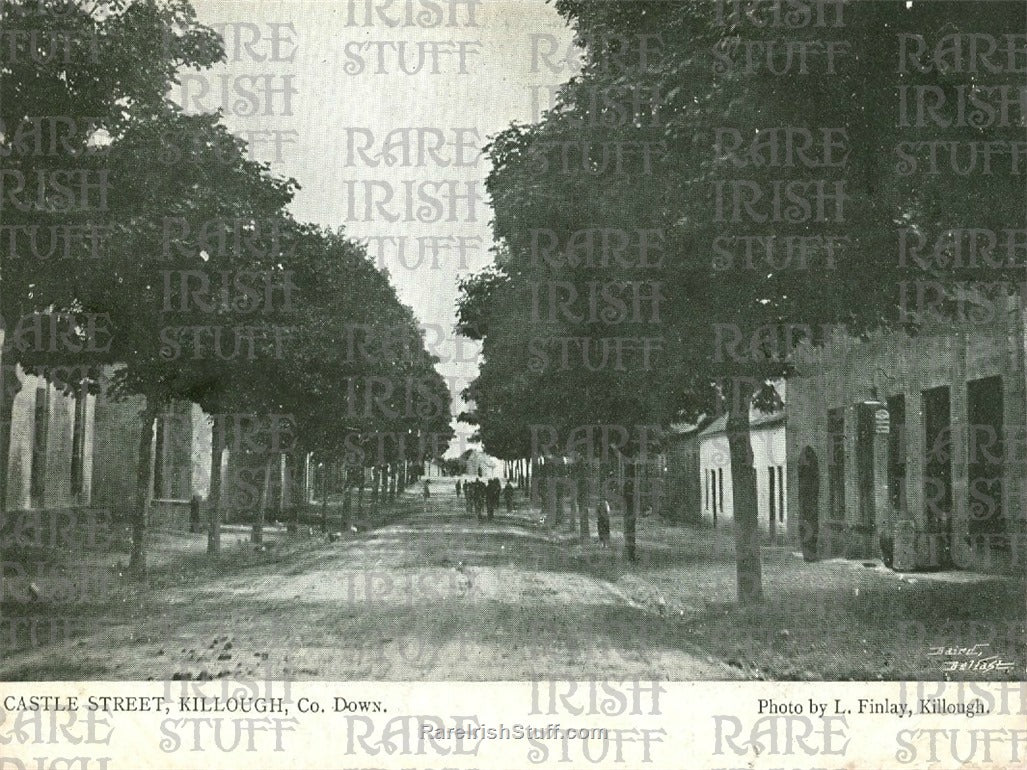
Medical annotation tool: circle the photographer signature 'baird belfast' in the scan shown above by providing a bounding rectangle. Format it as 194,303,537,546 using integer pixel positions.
927,643,1017,674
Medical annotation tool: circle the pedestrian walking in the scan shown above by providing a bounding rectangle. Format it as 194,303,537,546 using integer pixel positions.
486,478,500,520
189,494,201,534
422,479,430,512
597,498,611,548
455,479,462,497
474,479,486,520
503,480,514,513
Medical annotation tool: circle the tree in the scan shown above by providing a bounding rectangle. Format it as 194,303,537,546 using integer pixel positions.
239,222,454,540
462,0,1026,600
79,106,297,573
2,1,457,580
0,0,225,520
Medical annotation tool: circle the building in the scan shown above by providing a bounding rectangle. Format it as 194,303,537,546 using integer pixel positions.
459,448,499,478
91,382,212,529
221,449,312,524
1,358,306,534
3,369,94,513
663,420,707,523
698,384,787,539
785,304,1027,574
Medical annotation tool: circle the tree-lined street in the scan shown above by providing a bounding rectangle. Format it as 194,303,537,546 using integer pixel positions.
1,0,1025,694
3,478,1021,681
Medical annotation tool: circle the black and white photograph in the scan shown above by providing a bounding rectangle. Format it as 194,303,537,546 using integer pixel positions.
0,0,1025,767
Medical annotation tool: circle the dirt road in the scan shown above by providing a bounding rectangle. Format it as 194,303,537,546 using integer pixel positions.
1,479,738,680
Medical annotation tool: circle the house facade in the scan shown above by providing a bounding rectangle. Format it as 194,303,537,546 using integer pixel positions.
90,389,213,528
4,370,94,513
785,305,1027,574
697,385,788,539
663,421,705,523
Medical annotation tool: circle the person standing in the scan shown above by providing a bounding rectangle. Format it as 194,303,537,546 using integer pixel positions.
455,479,462,498
486,478,500,520
474,480,486,520
189,494,202,534
503,480,514,513
597,497,611,548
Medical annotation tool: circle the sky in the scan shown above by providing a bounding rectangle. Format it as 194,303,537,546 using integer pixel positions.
186,0,577,455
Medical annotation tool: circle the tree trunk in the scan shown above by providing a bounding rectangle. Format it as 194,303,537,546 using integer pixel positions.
129,400,158,576
357,471,365,515
530,457,539,506
728,387,763,605
0,367,16,521
283,454,297,533
253,454,272,544
388,463,397,500
564,463,575,532
321,458,330,533
578,460,591,545
207,417,224,557
371,465,381,508
302,452,311,505
342,469,353,530
623,459,637,562
553,463,564,528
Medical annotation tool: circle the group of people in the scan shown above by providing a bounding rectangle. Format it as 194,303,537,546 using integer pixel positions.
456,476,514,521
452,476,610,550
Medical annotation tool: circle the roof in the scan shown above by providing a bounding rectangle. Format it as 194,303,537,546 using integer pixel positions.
698,411,785,438
668,414,716,438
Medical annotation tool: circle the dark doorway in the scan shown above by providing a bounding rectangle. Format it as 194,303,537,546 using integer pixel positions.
887,394,907,515
923,386,953,566
967,376,1006,546
827,408,845,523
798,447,820,561
856,406,875,533
29,385,49,509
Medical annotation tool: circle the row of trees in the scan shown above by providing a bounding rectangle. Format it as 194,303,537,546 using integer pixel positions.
1,0,453,574
458,0,1025,601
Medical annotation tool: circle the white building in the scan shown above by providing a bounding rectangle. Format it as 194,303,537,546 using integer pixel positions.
4,370,94,512
698,386,787,539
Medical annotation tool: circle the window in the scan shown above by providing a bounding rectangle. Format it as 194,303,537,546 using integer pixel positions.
153,413,166,498
777,465,785,522
70,385,87,495
30,385,49,507
717,468,724,514
887,395,906,514
768,465,776,523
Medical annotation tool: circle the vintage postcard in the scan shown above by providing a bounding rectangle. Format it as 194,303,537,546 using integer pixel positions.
0,0,1024,768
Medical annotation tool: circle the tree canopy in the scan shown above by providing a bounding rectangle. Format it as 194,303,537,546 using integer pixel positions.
458,0,1026,600
1,0,454,573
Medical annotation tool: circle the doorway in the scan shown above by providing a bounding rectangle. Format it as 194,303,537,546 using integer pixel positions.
923,386,953,566
967,376,1005,546
798,446,820,562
